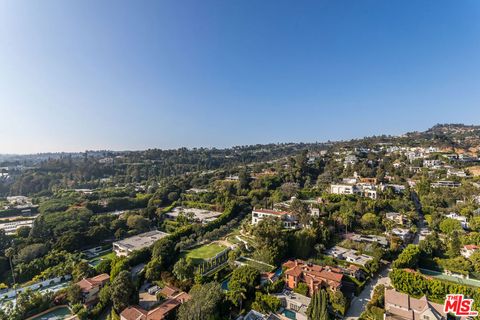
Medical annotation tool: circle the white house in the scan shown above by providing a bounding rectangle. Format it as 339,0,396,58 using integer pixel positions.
423,159,442,168
390,228,410,241
330,183,377,200
447,169,467,178
344,155,358,167
251,208,299,229
330,184,356,195
445,212,469,229
113,230,169,257
461,245,479,258
431,181,461,188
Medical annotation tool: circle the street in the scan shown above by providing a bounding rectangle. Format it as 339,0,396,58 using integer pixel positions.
344,266,391,319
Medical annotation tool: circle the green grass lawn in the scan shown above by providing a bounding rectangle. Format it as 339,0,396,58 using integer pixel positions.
237,257,275,272
88,250,115,267
185,243,227,264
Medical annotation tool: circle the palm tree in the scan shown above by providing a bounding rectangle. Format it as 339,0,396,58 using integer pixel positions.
5,248,16,303
228,285,247,313
338,209,355,234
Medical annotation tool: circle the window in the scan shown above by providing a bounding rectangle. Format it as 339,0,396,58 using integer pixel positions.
423,316,429,320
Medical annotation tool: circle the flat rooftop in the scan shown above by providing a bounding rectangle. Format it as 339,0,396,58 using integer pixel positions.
113,230,169,251
166,207,223,222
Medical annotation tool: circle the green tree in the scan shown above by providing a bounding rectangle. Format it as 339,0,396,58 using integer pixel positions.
392,244,421,269
307,289,330,320
469,216,480,231
229,265,260,297
251,292,281,314
290,198,311,227
5,248,16,294
447,230,461,257
360,212,378,228
126,215,149,232
145,257,162,281
294,282,309,296
173,258,194,281
72,261,94,282
110,258,129,281
66,284,83,305
111,270,135,313
439,218,463,235
177,282,224,320
227,285,247,312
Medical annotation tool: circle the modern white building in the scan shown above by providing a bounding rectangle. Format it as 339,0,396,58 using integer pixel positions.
390,228,411,241
251,208,298,229
113,230,169,257
431,181,461,188
165,207,223,224
0,219,35,235
330,183,377,199
326,246,373,266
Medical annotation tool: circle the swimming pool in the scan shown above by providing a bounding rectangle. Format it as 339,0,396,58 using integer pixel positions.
282,309,296,319
29,306,72,320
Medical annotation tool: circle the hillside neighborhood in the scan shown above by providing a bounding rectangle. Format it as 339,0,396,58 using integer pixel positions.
0,125,480,319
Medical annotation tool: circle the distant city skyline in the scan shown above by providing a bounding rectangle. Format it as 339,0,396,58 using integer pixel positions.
1,1,479,154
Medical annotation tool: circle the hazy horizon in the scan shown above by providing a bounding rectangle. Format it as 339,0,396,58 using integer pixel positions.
1,1,479,154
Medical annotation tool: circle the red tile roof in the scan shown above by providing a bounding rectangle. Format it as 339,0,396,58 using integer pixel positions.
76,273,110,292
282,260,343,291
159,285,179,299
146,299,181,320
120,306,147,320
120,290,191,320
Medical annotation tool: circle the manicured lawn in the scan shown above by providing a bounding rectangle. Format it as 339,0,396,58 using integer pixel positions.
185,243,227,263
88,250,115,267
237,257,275,272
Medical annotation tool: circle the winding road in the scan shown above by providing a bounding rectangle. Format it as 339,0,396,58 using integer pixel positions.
344,266,391,319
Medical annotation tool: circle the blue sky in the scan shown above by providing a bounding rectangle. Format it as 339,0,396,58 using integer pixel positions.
0,0,479,154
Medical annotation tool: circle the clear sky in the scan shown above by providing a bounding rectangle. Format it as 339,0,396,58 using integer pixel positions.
1,0,479,154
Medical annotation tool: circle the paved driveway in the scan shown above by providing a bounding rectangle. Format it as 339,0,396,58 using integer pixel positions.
344,266,391,319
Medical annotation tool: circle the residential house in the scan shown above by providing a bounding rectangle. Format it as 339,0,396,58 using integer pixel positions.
431,181,461,188
120,287,190,320
423,159,442,168
272,290,311,320
384,288,446,320
344,265,365,280
330,183,377,200
390,228,411,242
330,184,356,196
380,183,406,193
344,155,358,167
113,231,169,257
325,246,373,267
343,250,374,267
349,234,388,247
385,212,407,226
461,245,480,258
283,260,344,295
445,212,469,229
251,208,299,229
240,310,281,320
447,169,468,178
76,273,110,307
